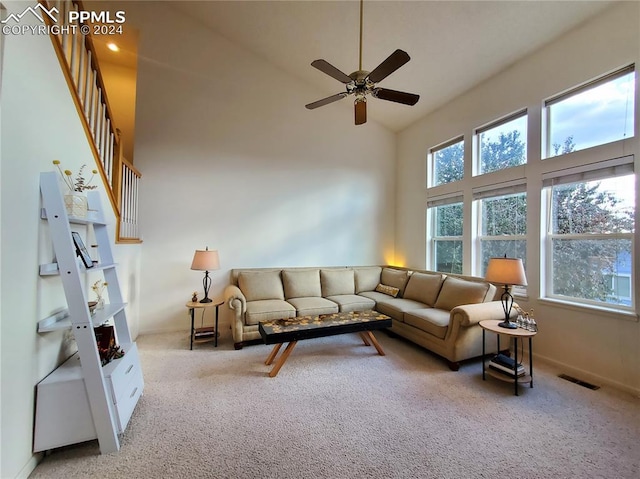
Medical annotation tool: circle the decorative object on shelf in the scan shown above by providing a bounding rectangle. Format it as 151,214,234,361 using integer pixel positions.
191,291,198,303
92,279,108,310
72,232,94,269
190,247,220,303
88,301,98,315
484,255,528,329
94,325,125,366
53,160,99,218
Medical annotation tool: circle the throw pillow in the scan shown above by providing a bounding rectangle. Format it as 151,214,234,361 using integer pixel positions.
238,271,285,302
375,283,400,297
380,268,410,297
282,269,322,299
321,269,355,297
433,276,490,311
354,266,382,293
403,272,446,307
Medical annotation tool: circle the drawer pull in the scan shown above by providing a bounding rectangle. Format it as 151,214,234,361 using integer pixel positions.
129,387,138,399
125,364,134,375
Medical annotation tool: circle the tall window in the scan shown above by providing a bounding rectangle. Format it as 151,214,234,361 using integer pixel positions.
476,112,527,175
429,138,464,187
544,166,635,309
545,66,635,158
428,199,463,274
475,189,527,277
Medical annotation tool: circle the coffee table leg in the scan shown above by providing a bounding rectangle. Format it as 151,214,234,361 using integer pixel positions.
365,331,385,356
359,332,371,346
265,343,283,365
269,341,297,378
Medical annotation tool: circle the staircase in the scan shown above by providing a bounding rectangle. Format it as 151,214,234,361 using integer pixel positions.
43,0,141,242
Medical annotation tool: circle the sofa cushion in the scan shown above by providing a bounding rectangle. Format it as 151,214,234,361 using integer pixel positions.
404,308,450,340
245,299,296,325
403,272,446,307
433,276,491,311
287,297,339,316
354,266,382,293
374,297,427,321
321,269,355,297
326,294,375,313
282,269,321,299
238,271,285,302
375,283,400,297
380,268,410,297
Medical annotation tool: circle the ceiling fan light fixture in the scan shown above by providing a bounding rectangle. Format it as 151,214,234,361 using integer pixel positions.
305,0,419,125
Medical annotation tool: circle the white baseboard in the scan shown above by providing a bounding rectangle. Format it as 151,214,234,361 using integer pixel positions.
16,453,42,479
533,352,640,398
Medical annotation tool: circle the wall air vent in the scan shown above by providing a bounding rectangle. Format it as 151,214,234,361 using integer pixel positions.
558,374,600,390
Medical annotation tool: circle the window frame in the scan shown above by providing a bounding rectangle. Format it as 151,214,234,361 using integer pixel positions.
542,161,635,312
427,196,464,274
473,187,528,291
542,65,635,159
474,110,528,176
428,136,464,188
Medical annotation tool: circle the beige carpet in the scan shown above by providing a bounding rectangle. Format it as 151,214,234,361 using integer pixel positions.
30,331,640,478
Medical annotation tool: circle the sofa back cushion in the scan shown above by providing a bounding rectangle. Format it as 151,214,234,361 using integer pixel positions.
403,272,446,307
283,269,322,299
380,268,410,297
238,271,285,301
354,266,382,293
321,269,355,297
433,276,491,311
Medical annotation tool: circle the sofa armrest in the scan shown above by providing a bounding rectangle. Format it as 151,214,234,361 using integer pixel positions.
224,284,246,314
451,301,515,327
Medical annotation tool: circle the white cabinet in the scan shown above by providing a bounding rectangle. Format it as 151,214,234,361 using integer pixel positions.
34,172,143,454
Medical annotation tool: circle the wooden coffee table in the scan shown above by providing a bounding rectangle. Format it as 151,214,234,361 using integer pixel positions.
259,310,392,377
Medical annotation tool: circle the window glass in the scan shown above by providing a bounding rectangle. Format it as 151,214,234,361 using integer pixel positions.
477,193,527,277
547,174,635,307
431,140,464,187
430,202,463,274
546,69,635,158
478,115,527,175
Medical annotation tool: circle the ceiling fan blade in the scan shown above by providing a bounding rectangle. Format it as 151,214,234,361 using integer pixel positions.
355,100,367,125
311,59,353,84
367,49,411,83
305,93,348,110
373,88,420,106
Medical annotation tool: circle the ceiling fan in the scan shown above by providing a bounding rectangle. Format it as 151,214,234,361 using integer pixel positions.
305,0,419,125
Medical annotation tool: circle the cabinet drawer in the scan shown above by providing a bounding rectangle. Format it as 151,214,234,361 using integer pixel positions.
114,369,144,432
105,342,140,403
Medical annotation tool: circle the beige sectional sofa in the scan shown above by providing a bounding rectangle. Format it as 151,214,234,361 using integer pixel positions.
224,266,506,369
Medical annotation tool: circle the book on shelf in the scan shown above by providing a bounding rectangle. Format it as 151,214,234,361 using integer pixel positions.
492,353,521,369
488,360,525,377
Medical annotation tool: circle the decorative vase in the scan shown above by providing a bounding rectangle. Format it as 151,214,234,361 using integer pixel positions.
64,192,88,218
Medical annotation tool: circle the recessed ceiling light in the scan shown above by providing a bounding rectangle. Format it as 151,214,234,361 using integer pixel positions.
107,42,119,52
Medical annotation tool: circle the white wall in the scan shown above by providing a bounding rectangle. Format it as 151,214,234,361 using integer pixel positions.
128,3,397,335
396,2,640,394
0,2,142,477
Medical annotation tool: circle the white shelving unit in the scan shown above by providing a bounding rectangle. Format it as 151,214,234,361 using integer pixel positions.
34,171,144,454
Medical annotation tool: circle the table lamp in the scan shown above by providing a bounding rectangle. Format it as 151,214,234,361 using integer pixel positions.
190,247,220,303
484,256,527,329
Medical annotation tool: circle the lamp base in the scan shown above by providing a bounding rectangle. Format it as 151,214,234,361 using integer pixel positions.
498,320,518,329
199,298,212,304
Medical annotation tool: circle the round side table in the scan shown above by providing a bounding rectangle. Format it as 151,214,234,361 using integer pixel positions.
480,319,537,396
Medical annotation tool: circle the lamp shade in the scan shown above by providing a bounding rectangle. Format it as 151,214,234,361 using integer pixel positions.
190,249,220,271
484,257,527,286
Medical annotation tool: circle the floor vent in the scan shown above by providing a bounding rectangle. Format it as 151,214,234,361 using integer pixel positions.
558,374,600,390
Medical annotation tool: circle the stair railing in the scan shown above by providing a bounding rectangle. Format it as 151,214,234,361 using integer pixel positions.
41,0,141,243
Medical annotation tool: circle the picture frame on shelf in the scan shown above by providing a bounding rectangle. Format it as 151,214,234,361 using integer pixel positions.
72,232,94,269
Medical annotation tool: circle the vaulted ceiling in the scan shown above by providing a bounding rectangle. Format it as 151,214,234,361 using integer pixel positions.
168,0,614,132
